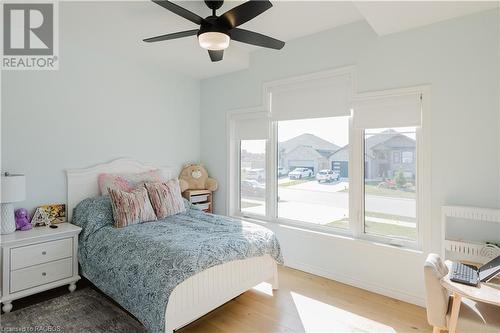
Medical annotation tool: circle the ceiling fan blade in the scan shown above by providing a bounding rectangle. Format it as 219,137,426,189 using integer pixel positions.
143,29,198,43
208,50,224,62
218,0,272,29
152,0,204,25
231,28,284,50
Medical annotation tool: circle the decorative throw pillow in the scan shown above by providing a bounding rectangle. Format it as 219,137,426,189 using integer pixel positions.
108,187,157,228
145,179,186,219
98,170,165,195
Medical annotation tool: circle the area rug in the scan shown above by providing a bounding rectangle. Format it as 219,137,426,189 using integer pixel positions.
0,288,147,333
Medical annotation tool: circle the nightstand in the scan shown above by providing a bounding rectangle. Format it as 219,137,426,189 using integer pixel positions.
0,223,81,313
182,189,213,213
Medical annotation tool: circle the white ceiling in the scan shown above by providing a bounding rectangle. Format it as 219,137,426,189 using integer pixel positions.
354,1,499,36
70,1,499,79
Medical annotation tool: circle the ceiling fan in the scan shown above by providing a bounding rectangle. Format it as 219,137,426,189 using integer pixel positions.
143,0,285,62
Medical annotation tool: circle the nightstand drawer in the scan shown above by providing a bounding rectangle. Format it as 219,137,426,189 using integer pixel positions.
10,257,73,293
10,238,72,270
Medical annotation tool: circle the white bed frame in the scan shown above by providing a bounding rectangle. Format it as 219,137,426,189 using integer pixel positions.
66,158,279,333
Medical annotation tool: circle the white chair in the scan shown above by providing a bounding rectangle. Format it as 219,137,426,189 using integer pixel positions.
424,253,500,333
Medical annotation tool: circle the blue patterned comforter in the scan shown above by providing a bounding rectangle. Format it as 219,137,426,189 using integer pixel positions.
73,196,283,333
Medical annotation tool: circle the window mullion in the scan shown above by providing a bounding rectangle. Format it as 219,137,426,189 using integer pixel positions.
349,117,363,238
267,121,278,219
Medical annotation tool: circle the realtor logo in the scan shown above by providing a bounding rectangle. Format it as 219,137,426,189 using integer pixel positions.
2,2,59,70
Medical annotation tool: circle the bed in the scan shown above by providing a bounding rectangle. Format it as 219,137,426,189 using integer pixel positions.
66,158,282,333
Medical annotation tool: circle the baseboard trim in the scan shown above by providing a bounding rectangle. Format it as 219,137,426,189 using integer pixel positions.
284,259,426,307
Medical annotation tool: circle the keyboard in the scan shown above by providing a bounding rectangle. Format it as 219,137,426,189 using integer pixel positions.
450,262,479,286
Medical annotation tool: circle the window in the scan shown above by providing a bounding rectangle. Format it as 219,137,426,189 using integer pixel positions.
363,128,417,241
402,151,413,164
393,151,401,164
277,117,350,229
229,75,427,249
240,140,266,216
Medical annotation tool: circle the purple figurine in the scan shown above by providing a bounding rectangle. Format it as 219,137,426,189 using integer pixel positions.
15,208,32,231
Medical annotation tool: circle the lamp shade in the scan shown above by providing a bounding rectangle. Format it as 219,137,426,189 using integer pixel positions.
1,174,26,203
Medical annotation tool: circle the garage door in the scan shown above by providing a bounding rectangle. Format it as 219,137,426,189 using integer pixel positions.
332,161,348,178
288,160,314,172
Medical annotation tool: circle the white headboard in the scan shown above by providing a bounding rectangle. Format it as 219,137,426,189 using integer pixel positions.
66,158,173,221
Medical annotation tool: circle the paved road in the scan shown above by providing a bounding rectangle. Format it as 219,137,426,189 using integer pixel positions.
278,187,415,218
242,179,416,223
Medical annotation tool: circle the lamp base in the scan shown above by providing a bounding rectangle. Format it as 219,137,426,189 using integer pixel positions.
1,203,17,234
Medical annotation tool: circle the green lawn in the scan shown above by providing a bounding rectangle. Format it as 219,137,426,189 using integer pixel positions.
364,211,416,223
327,211,417,240
279,178,313,187
240,201,264,209
342,185,415,199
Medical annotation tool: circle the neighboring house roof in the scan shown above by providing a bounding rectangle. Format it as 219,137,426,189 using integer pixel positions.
365,129,399,151
329,145,349,161
316,149,336,158
367,130,415,158
329,145,373,161
279,133,340,154
329,130,416,160
370,134,416,151
285,145,325,160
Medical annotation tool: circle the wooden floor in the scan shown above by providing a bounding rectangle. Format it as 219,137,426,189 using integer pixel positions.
179,266,431,333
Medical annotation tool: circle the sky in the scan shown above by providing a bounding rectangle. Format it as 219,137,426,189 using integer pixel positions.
278,116,350,146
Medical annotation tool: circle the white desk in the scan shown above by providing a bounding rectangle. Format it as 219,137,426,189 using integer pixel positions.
440,261,500,333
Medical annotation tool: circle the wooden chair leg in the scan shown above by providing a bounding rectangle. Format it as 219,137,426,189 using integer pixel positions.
448,292,462,333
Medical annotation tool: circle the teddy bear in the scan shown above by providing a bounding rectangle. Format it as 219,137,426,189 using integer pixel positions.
178,164,218,193
15,208,33,231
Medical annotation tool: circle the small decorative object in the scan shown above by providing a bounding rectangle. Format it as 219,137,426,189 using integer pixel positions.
178,164,218,193
31,208,51,227
38,204,66,224
1,173,26,234
14,208,32,231
480,243,500,260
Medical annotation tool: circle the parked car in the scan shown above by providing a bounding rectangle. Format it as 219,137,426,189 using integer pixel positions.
316,169,340,183
241,180,266,197
289,168,313,179
278,167,289,177
246,168,265,182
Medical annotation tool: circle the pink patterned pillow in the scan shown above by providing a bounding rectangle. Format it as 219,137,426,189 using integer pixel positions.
98,170,165,195
145,179,186,219
108,187,157,228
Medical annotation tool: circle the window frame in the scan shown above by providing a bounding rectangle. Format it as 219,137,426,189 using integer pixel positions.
227,84,431,252
358,126,420,249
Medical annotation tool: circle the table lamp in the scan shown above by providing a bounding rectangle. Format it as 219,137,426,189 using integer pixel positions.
1,173,26,234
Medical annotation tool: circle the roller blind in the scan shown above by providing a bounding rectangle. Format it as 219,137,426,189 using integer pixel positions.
233,116,269,140
269,74,352,121
352,93,422,129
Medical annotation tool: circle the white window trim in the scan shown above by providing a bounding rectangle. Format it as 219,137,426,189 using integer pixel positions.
226,68,431,253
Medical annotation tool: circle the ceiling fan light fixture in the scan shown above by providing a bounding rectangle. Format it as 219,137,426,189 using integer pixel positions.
198,32,230,51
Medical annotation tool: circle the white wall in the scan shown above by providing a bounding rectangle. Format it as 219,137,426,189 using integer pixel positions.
200,9,500,305
1,2,201,212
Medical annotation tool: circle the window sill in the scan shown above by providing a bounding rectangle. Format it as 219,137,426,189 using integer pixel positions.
234,214,423,255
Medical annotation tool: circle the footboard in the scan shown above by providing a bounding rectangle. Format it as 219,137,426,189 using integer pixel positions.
165,254,278,333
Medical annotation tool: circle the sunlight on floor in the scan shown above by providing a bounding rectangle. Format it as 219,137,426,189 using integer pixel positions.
291,292,397,333
251,282,274,296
